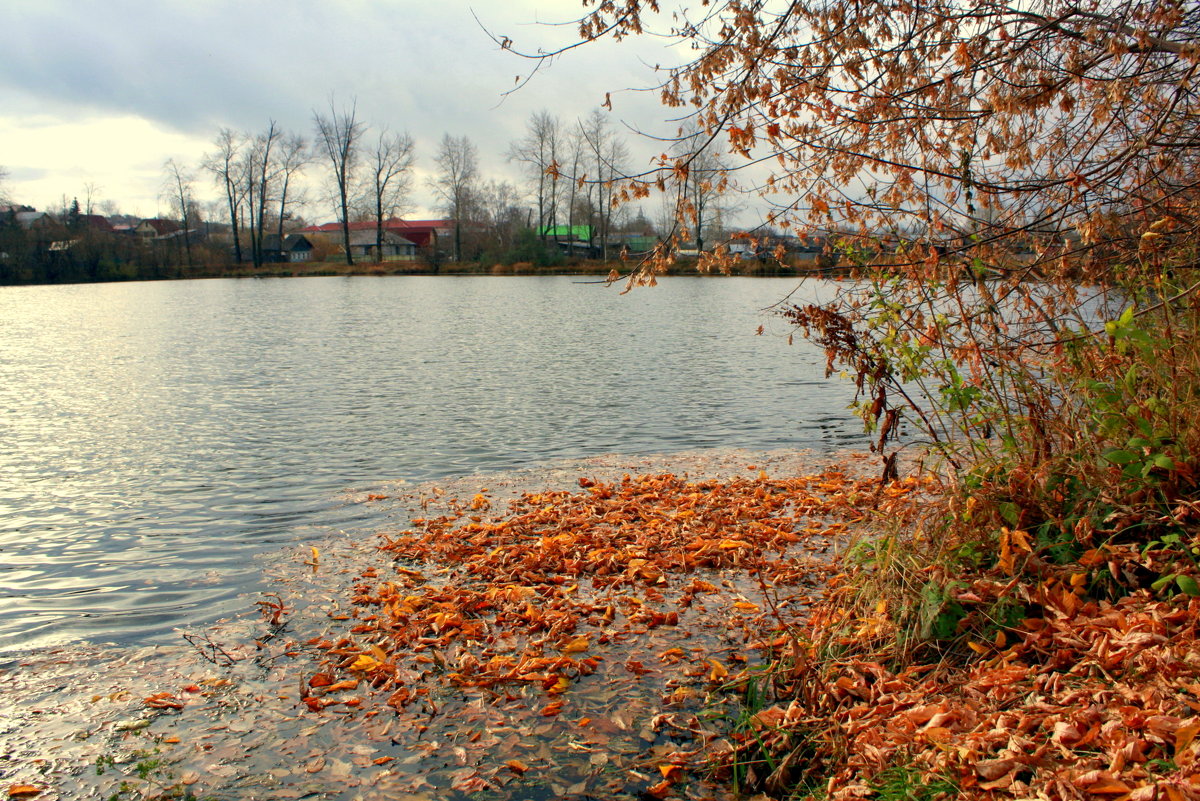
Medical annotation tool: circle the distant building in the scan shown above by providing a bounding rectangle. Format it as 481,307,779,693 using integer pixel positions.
536,224,594,241
344,230,418,261
261,234,315,263
298,218,451,250
78,214,114,233
134,218,182,238
15,211,57,230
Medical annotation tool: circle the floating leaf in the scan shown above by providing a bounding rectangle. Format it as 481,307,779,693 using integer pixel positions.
7,786,42,799
560,636,590,655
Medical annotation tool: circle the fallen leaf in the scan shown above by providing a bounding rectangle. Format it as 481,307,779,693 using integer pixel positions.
560,636,590,654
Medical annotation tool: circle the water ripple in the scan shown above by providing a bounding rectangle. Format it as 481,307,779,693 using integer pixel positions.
0,276,863,652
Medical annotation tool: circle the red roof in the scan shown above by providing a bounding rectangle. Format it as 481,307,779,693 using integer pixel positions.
299,218,450,247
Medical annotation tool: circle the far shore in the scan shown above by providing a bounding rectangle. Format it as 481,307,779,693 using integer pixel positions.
0,257,851,287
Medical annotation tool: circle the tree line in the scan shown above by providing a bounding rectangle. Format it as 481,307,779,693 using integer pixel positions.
0,93,751,285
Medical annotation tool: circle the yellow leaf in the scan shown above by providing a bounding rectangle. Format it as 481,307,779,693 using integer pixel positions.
1009,528,1032,552
708,659,729,681
560,636,590,654
717,539,751,549
350,655,380,672
733,601,760,611
967,640,989,655
311,546,320,565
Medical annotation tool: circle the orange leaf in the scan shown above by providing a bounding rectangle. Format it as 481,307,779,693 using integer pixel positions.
8,787,42,799
540,701,563,717
1176,720,1200,754
308,673,334,688
645,778,673,798
1079,778,1132,795
658,764,684,781
504,759,529,775
708,659,729,681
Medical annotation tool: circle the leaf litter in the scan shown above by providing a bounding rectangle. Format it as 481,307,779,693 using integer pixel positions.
0,448,888,801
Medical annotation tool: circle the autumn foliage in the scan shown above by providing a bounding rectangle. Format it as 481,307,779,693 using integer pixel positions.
504,1,1200,799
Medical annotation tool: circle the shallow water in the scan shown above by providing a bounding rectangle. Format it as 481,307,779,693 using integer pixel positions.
0,275,863,652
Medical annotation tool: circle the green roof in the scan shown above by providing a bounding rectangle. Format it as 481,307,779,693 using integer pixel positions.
536,225,593,239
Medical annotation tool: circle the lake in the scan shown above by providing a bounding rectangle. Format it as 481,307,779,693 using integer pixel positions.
0,275,863,653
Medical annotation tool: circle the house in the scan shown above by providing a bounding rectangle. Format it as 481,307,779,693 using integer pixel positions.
261,234,314,263
134,218,182,238
345,230,418,261
79,214,114,233
536,224,594,241
15,211,58,230
298,218,451,250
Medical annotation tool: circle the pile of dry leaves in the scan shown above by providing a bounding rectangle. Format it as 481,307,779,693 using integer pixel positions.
299,469,902,797
731,546,1200,800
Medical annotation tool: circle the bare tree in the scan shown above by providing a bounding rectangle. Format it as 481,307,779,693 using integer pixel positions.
237,121,282,269
579,110,628,259
429,134,479,262
275,133,310,245
162,158,196,271
201,129,246,264
365,129,416,261
82,182,102,217
560,127,587,245
508,111,561,242
477,179,524,252
0,165,9,204
673,124,736,254
312,97,365,265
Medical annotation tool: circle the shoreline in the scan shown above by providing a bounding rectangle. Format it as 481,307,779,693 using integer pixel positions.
1,447,888,801
0,259,851,288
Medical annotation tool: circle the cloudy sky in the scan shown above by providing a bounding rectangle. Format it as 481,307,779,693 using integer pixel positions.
1,1,690,220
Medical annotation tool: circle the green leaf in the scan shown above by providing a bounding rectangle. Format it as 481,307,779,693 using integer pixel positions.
1119,305,1135,326
1153,454,1176,471
1103,449,1139,466
1152,573,1177,592
1176,576,1200,597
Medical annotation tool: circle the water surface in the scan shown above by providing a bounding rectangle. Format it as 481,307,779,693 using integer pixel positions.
0,275,862,652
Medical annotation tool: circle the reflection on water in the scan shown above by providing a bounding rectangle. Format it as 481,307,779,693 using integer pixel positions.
0,276,863,652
